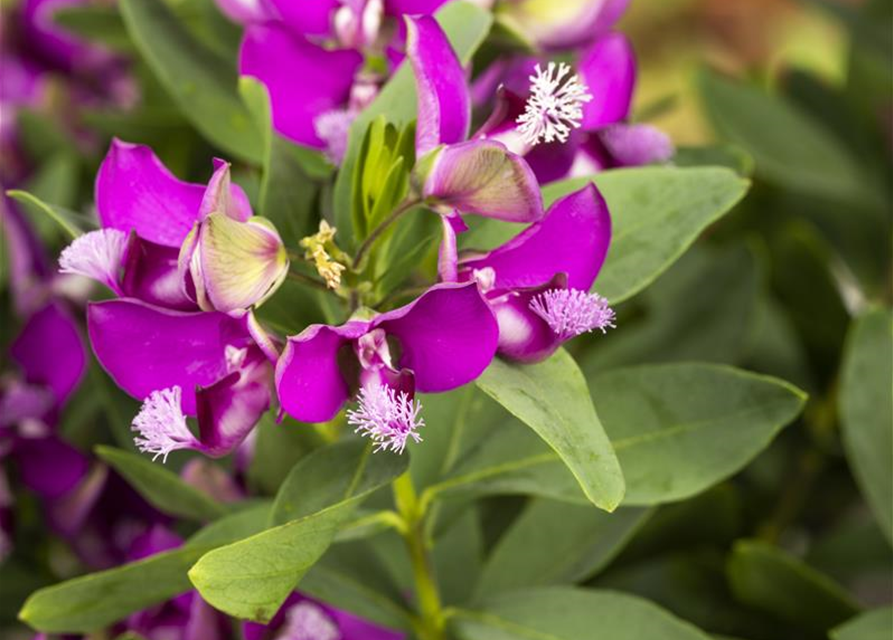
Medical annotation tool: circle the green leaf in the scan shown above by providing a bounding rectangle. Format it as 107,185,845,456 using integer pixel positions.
53,4,132,51
831,607,893,640
451,587,712,640
727,540,860,634
698,69,867,204
333,1,493,245
239,77,331,244
95,445,227,522
475,500,651,597
120,0,262,163
431,364,805,508
538,167,749,304
18,504,269,633
593,363,806,505
840,308,893,543
6,189,93,239
246,413,322,496
188,441,407,621
475,349,625,512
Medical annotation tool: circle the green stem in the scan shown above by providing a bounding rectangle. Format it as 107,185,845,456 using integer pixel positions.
353,198,421,270
286,270,332,292
392,473,444,640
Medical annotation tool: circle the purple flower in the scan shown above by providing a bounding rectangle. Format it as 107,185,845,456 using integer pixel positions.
244,592,404,640
225,0,449,160
456,184,616,362
57,140,282,461
276,283,498,451
493,0,630,51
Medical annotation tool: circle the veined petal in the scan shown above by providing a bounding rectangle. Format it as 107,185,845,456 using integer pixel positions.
406,15,470,155
199,160,252,221
579,32,636,129
96,139,250,247
276,322,370,423
422,139,544,223
374,282,498,392
240,25,362,148
459,183,611,291
11,302,87,406
87,299,254,415
192,214,289,313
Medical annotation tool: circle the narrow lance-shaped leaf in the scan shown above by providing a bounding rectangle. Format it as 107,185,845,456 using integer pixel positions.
95,445,227,522
475,349,625,512
188,440,408,622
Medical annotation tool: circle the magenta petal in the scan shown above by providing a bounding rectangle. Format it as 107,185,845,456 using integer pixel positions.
460,183,611,291
579,32,636,129
199,159,252,221
406,15,470,155
11,302,87,406
87,299,254,415
276,322,369,423
424,140,544,223
195,358,271,457
596,123,675,167
240,25,362,148
375,283,498,393
213,0,274,24
17,436,90,498
96,140,250,247
489,276,567,363
385,0,447,15
265,0,340,36
121,235,198,311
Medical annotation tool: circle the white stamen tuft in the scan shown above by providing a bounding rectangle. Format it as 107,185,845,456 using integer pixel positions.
314,108,357,164
517,62,592,146
131,386,199,463
346,384,424,454
279,600,342,640
58,229,128,290
530,288,615,340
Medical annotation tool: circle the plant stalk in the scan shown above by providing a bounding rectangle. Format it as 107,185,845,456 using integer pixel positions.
353,198,421,270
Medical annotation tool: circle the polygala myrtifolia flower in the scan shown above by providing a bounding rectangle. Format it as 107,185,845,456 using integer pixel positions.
58,140,279,461
456,183,616,362
276,283,498,453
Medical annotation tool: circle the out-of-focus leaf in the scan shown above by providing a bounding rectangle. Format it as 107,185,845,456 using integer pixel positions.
53,4,132,51
476,349,625,512
95,446,227,522
532,167,749,304
188,441,407,622
698,69,868,205
840,308,893,543
727,540,861,634
673,145,754,177
451,588,712,640
475,499,652,596
831,607,893,640
434,506,484,606
18,504,269,633
120,0,262,163
333,1,493,244
246,413,322,496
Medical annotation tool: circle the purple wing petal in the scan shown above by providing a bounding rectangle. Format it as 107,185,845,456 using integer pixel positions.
424,140,544,223
488,276,566,364
87,299,253,415
500,0,630,50
580,32,636,129
240,24,361,148
121,235,199,311
596,123,675,167
459,183,611,291
16,436,90,498
195,357,272,457
265,0,339,36
406,15,470,155
11,302,87,407
96,140,249,248
276,322,369,423
385,0,447,15
375,283,498,393
213,0,274,24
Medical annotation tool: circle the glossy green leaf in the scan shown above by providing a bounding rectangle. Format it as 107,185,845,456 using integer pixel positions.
120,0,262,163
18,504,269,633
333,1,493,244
831,607,893,640
537,167,749,303
475,499,652,597
727,540,860,634
188,441,407,621
699,69,866,204
476,349,625,512
451,587,712,640
95,446,227,522
840,308,893,543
